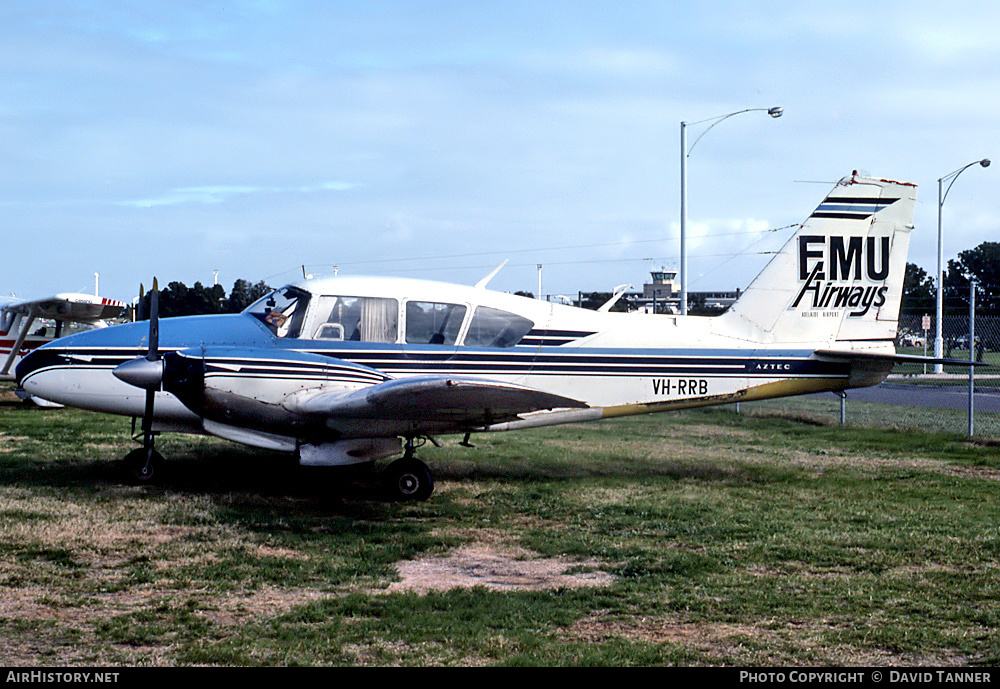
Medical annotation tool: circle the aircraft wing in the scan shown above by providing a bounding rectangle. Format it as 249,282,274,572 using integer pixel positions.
285,375,589,425
2,293,126,322
2,293,127,379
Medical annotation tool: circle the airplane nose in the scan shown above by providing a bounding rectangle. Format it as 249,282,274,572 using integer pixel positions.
14,354,32,387
112,357,164,390
15,348,58,387
15,348,76,405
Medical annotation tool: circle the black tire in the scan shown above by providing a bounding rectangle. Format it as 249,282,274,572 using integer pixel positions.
384,458,434,502
122,448,164,485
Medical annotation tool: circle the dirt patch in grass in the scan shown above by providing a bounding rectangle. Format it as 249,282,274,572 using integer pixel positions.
0,433,31,450
560,611,970,666
734,444,1000,482
386,537,614,595
0,388,22,404
193,584,329,626
563,611,759,647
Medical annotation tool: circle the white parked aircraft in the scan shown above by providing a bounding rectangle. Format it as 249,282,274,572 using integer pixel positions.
1,292,127,383
17,173,941,500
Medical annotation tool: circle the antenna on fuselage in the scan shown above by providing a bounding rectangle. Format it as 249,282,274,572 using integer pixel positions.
475,260,508,289
598,284,633,312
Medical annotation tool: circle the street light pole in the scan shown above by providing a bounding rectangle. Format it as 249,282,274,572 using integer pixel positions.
679,107,783,316
933,158,990,373
680,122,688,315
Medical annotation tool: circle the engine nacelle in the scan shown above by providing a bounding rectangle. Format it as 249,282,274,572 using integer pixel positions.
299,438,403,466
162,346,390,438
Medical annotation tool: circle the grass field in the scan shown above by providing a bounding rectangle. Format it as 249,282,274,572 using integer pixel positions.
893,345,1000,377
1,383,998,666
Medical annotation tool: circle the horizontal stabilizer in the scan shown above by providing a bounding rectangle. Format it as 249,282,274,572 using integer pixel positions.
815,349,989,367
287,375,588,425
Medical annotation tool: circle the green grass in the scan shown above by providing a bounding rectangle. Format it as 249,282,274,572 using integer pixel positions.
0,383,998,666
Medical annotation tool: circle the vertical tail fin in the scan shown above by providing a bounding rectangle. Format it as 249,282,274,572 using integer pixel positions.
717,173,916,347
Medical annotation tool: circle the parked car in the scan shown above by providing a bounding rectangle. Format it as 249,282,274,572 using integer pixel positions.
954,335,980,349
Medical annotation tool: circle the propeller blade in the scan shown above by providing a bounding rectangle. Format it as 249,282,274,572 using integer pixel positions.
120,277,164,483
147,278,159,361
137,284,146,322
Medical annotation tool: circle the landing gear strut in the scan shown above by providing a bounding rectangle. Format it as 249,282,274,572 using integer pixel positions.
383,438,434,502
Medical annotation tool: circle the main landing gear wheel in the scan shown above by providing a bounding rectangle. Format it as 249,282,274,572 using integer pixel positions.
123,448,164,485
384,457,434,502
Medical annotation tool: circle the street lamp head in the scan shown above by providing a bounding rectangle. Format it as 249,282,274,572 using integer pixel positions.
980,159,991,168
768,107,783,118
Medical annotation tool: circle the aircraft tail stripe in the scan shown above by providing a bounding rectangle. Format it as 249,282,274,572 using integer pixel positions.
823,196,896,203
811,211,877,220
810,196,899,220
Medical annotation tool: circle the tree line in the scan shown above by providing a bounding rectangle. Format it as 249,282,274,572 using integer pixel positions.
136,279,272,319
903,241,1000,315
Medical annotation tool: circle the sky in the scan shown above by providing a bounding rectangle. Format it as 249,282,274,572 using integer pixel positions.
2,1,998,304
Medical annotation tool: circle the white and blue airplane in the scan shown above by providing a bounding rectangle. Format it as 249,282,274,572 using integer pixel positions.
16,173,935,500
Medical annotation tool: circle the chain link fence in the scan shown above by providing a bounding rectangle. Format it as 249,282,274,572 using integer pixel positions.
735,314,1000,440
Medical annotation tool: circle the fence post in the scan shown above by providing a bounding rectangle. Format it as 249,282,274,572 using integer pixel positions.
968,280,976,437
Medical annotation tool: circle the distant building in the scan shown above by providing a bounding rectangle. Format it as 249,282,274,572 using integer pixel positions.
694,290,741,310
570,270,740,315
642,269,677,299
640,269,679,313
564,270,741,315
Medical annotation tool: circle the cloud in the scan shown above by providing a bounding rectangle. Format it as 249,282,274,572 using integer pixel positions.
120,180,360,208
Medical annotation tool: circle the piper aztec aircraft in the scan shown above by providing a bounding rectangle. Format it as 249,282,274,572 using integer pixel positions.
1,292,127,383
17,173,935,500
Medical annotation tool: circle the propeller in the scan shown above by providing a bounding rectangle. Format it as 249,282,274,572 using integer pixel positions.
113,278,163,482
136,283,146,322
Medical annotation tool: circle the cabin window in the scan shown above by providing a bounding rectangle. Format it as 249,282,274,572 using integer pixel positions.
464,306,534,348
245,286,311,338
310,296,398,343
405,301,466,345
